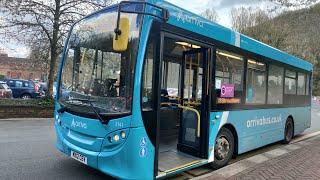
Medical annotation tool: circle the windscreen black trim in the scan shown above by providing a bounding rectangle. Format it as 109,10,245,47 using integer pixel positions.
58,102,131,123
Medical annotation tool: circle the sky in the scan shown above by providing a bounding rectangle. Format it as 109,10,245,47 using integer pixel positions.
0,0,317,58
167,0,276,27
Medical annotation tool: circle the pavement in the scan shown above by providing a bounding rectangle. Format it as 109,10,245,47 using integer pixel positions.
195,134,320,180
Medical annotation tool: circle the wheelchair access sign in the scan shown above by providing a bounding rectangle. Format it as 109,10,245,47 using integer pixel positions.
139,137,147,157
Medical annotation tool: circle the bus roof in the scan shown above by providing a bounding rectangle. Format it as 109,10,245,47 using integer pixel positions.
147,0,313,72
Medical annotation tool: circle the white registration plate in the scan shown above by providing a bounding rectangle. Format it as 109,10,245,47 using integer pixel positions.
71,150,87,165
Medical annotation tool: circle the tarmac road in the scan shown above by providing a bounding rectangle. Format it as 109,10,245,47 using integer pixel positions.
0,120,114,180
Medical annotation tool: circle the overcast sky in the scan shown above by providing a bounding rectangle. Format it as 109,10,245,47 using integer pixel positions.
167,0,276,27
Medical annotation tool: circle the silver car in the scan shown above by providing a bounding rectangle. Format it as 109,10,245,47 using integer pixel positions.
0,81,12,98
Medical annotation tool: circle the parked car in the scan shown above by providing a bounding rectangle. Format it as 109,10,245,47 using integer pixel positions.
5,79,41,99
0,81,12,98
39,82,48,97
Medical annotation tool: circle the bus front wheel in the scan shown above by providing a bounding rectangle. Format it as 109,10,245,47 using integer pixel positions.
283,118,294,144
211,127,234,170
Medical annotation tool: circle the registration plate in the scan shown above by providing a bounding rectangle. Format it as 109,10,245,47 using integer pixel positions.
71,150,87,165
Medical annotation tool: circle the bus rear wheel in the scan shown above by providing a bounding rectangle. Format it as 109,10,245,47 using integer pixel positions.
211,127,234,170
283,118,294,144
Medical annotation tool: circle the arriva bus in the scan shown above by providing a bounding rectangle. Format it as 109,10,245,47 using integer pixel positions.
54,0,313,179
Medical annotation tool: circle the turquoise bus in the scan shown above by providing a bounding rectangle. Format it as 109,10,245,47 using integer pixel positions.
54,0,312,179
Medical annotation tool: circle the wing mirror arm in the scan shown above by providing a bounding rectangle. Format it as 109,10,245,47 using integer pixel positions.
114,4,122,40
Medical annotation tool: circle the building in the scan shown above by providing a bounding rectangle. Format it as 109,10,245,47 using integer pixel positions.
0,52,47,81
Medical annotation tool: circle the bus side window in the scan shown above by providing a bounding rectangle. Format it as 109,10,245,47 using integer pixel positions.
284,70,297,95
267,65,284,104
306,74,310,95
246,59,267,104
215,50,244,105
141,40,154,111
297,72,306,95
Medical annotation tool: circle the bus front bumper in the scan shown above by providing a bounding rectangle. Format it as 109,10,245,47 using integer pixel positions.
55,123,155,180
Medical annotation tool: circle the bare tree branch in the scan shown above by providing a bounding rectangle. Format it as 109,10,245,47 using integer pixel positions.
0,0,116,97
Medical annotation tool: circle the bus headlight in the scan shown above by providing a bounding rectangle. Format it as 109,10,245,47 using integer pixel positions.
102,129,129,151
121,131,126,139
55,114,61,125
113,134,120,142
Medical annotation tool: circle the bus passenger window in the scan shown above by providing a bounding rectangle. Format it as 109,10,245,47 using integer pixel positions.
268,65,284,104
246,59,266,104
297,72,306,95
285,70,297,95
306,74,310,95
215,50,244,104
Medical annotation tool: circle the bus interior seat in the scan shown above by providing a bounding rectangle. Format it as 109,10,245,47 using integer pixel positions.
160,89,180,139
160,89,169,103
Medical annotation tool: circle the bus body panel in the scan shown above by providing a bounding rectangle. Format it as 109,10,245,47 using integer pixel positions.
54,0,313,179
54,11,156,179
208,106,311,161
57,112,131,152
150,0,313,72
98,127,155,180
131,13,153,128
55,113,155,179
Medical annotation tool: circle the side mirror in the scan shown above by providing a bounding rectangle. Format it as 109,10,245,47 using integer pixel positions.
113,17,130,52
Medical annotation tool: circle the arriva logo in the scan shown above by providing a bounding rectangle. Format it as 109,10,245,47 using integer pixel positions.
175,10,204,28
71,119,87,129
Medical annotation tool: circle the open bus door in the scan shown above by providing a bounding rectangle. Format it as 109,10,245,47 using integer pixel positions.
153,33,211,177
177,48,210,157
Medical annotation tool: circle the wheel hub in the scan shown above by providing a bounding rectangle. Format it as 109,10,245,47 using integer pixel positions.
215,136,230,160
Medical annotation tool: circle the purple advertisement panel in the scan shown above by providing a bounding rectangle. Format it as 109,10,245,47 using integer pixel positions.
221,84,235,98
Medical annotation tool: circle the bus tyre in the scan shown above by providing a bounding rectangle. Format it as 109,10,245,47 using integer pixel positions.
283,118,294,144
211,128,234,170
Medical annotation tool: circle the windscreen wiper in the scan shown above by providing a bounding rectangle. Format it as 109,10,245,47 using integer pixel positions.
69,98,108,124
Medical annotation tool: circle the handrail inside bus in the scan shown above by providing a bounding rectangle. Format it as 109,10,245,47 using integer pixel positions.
161,102,200,137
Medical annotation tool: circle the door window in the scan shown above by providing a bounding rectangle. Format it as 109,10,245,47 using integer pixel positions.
15,81,23,88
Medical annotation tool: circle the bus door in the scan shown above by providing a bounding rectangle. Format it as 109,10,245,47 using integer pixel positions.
177,49,208,156
156,35,211,175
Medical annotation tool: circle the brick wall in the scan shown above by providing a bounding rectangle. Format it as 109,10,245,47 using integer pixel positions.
0,53,47,81
0,106,54,119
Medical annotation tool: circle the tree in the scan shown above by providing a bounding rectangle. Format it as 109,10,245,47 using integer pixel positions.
269,0,319,7
28,37,51,73
201,8,219,22
0,0,115,97
231,3,320,95
231,7,269,33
